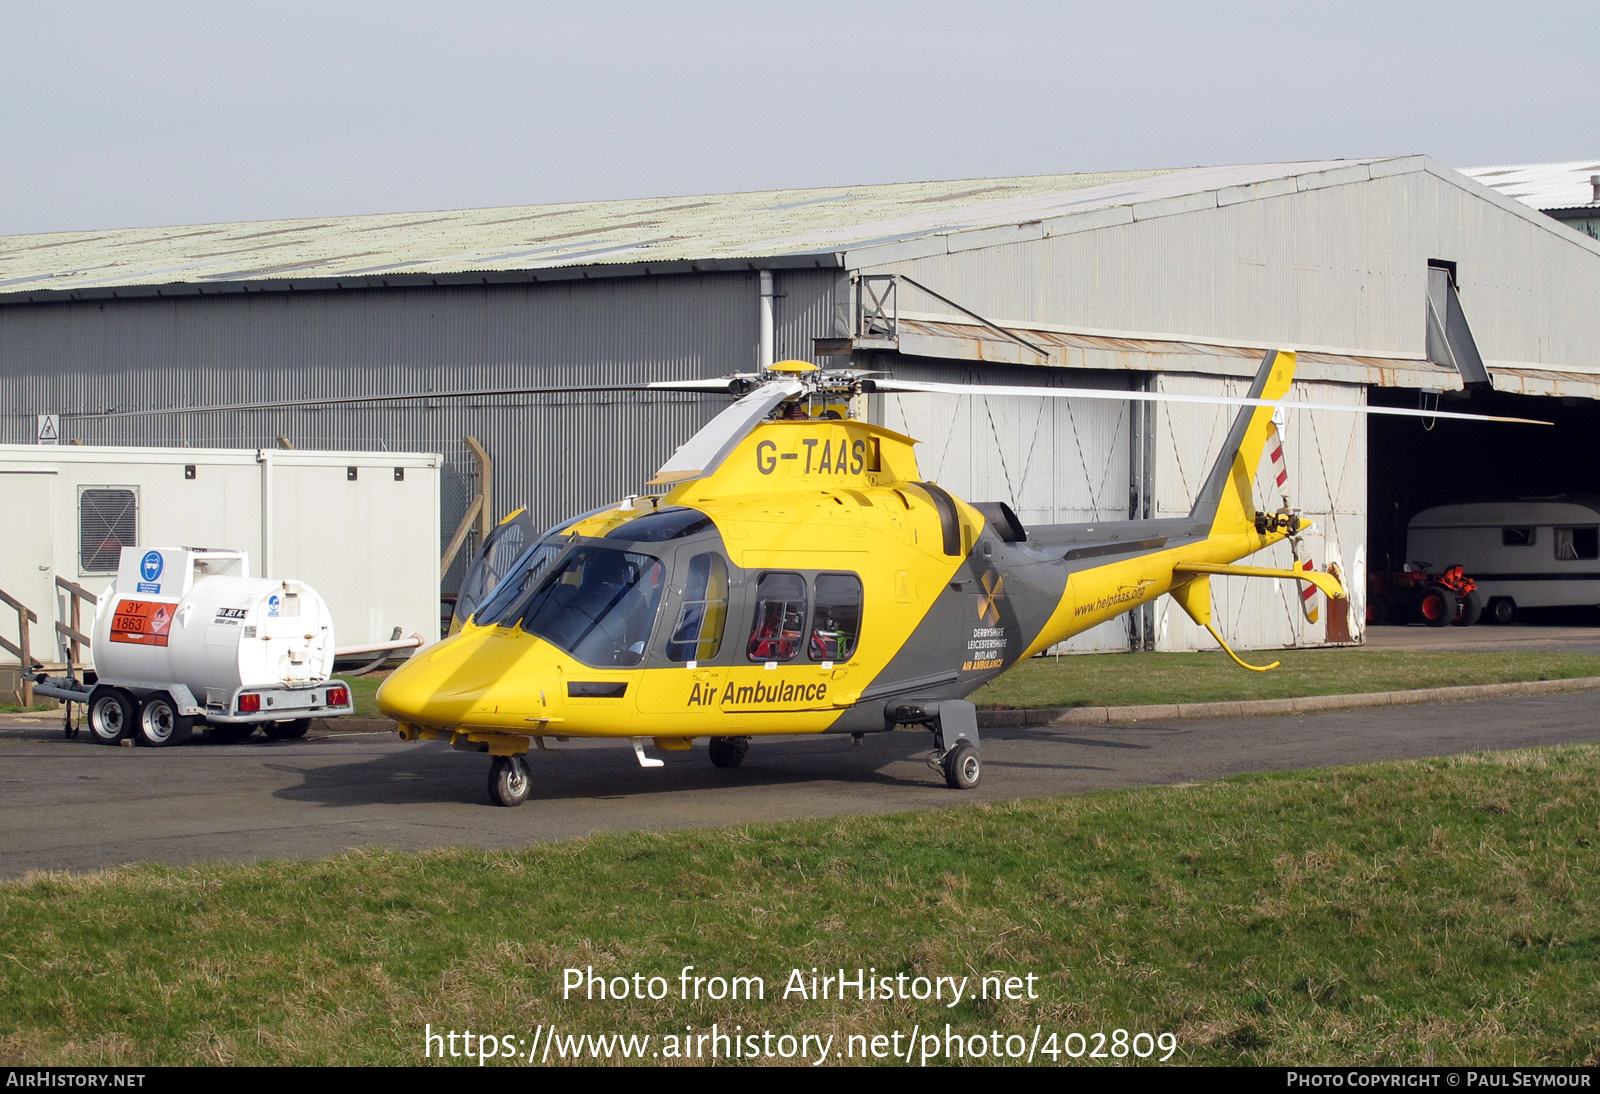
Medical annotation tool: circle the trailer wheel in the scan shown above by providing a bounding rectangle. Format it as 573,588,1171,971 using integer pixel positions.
136,695,194,748
1454,591,1483,627
488,755,531,807
1418,587,1458,627
263,719,311,740
87,689,135,745
1489,598,1516,625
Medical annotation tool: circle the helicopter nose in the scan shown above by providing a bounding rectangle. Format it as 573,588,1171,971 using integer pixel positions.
377,626,539,727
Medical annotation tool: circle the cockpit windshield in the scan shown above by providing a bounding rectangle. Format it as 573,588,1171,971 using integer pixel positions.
506,545,664,667
473,540,569,627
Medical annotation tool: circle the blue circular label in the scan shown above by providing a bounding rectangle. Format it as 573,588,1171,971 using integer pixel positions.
140,551,164,582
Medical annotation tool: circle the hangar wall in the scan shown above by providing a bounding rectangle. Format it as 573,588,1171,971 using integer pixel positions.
871,357,1136,652
1,269,844,585
854,167,1600,371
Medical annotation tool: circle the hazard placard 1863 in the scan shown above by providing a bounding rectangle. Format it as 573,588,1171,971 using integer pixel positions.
110,600,173,646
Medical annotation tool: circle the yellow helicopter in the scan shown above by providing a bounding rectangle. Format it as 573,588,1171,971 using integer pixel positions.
376,349,1542,805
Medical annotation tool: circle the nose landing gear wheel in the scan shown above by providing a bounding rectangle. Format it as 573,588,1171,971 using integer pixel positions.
488,754,532,807
942,741,981,790
136,695,194,747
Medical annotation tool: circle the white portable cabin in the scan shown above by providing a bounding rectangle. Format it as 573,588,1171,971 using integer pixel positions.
1,444,442,666
1406,497,1600,614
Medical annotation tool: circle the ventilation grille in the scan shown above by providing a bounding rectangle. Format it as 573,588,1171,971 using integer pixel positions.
80,489,137,573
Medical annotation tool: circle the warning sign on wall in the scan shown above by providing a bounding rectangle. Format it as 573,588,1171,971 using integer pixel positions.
110,600,173,647
36,415,59,445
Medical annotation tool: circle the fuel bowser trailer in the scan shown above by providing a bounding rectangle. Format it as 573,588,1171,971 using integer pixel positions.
34,547,354,745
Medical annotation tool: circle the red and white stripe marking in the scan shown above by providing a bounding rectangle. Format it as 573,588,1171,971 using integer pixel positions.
1300,558,1320,623
1268,433,1289,490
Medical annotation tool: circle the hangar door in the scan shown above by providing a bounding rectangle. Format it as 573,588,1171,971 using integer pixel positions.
874,359,1133,652
1152,373,1366,651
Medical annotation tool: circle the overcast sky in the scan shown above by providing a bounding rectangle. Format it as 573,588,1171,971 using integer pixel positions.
2,1,1592,236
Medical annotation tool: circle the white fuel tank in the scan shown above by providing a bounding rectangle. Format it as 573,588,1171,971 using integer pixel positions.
92,548,337,697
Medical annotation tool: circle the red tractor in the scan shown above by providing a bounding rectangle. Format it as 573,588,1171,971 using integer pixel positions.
1368,563,1482,627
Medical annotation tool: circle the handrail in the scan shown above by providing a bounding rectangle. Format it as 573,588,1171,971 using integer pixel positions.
0,587,38,705
55,576,95,669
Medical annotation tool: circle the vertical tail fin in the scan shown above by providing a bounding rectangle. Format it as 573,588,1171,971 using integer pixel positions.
1188,349,1297,533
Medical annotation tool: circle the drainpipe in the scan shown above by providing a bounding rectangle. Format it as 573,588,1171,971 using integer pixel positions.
256,449,274,579
758,269,775,371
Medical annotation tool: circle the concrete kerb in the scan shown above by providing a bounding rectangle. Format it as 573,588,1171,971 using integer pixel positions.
981,675,1600,730
10,677,1600,734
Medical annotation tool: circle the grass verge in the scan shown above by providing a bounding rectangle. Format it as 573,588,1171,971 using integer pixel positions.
972,649,1600,709
2,745,1597,1066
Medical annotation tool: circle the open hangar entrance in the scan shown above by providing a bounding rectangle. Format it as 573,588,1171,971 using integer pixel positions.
1366,385,1600,584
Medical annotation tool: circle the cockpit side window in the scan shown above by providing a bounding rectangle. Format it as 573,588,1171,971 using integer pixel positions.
746,572,807,662
666,553,729,662
809,573,862,661
514,546,664,666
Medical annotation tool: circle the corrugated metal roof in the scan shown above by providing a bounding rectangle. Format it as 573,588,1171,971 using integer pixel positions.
0,159,1384,298
1460,160,1600,212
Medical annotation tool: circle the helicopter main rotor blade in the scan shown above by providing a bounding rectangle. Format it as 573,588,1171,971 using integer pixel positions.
60,379,737,420
867,378,1550,426
650,379,805,485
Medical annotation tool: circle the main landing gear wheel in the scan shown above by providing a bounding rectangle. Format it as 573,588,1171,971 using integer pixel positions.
87,689,134,745
136,695,194,748
942,741,982,790
263,718,311,740
707,736,750,768
488,755,532,807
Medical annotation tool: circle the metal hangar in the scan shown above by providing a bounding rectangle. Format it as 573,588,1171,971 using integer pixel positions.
4,155,1598,652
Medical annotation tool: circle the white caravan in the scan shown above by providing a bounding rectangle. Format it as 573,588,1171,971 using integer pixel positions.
1406,497,1600,622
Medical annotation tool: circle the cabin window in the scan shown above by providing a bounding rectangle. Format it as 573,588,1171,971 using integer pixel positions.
809,573,863,662
515,546,664,666
1502,527,1536,547
666,553,729,662
747,572,807,662
1553,527,1598,561
79,487,138,574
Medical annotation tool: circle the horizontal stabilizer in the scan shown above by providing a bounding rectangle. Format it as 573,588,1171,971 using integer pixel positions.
1173,561,1347,600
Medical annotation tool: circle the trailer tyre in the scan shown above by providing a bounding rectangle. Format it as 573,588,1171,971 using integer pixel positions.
1419,587,1458,627
137,695,194,748
87,689,135,745
1490,598,1516,625
1454,591,1483,627
264,719,311,740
